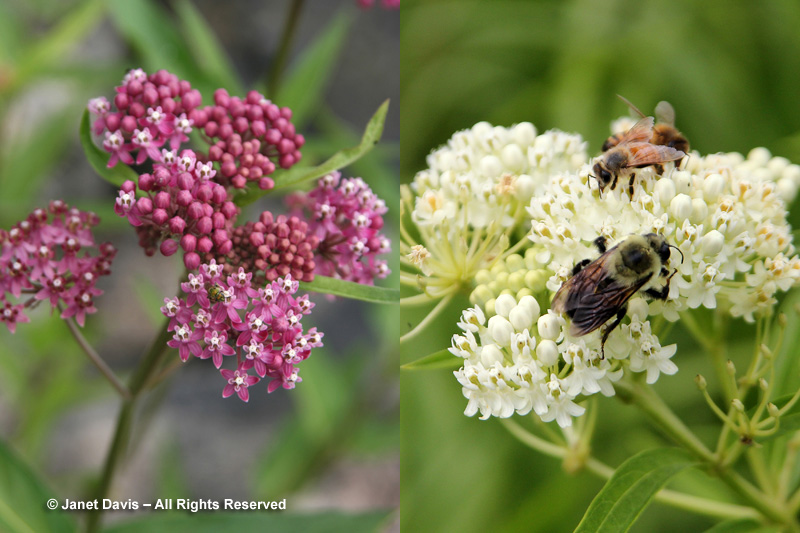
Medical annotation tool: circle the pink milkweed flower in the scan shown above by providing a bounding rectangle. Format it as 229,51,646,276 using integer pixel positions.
167,323,203,362
201,329,236,368
221,366,260,402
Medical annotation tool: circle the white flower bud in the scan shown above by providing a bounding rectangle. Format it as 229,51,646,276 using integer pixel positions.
669,193,692,221
488,315,515,344
511,122,536,145
672,170,692,194
537,313,561,340
517,295,541,321
628,298,650,320
702,230,725,256
653,177,676,203
516,175,535,199
690,198,708,223
480,344,504,366
501,144,525,172
776,178,798,203
494,293,517,318
768,156,789,175
536,339,559,366
703,173,725,201
747,147,771,166
480,155,502,177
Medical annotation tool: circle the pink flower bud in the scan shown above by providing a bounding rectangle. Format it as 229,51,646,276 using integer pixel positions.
204,122,220,138
187,202,204,220
183,252,200,270
197,236,213,253
265,129,281,144
249,232,265,247
222,202,238,219
136,197,153,215
212,229,228,247
208,144,222,159
217,240,233,255
279,154,295,168
232,175,247,188
182,89,202,109
105,114,121,131
180,234,197,252
152,209,169,225
154,191,171,209
251,120,266,137
212,212,226,229
114,93,130,110
161,98,176,114
214,88,230,107
142,86,158,105
153,167,171,187
211,184,227,204
218,123,233,140
265,104,280,121
160,239,179,256
177,172,194,190
129,102,145,118
139,173,155,191
234,117,249,133
127,80,143,96
197,216,213,234
176,190,193,207
258,177,274,190
121,180,136,193
121,115,137,133
169,216,186,234
196,185,212,202
221,161,237,178
278,138,294,154
294,134,305,148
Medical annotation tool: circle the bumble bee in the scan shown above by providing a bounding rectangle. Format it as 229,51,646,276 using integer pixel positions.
602,95,690,155
593,117,686,197
207,284,226,304
552,233,683,358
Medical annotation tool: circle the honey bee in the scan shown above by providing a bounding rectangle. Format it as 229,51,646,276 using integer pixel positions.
593,116,686,197
552,233,683,358
207,284,226,304
602,95,690,155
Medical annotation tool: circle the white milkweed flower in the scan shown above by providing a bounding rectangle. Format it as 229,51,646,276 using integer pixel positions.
411,118,800,428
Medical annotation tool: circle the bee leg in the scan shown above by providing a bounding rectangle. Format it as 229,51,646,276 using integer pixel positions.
593,236,608,253
572,259,592,275
600,306,627,359
610,173,619,191
645,270,677,301
628,173,636,198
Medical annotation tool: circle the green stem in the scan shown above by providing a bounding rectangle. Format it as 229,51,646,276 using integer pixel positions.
615,379,799,529
62,315,130,400
400,293,454,344
267,0,305,98
500,418,758,521
85,318,173,533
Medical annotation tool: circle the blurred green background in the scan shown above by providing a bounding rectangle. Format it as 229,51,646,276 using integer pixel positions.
0,0,399,531
401,1,800,532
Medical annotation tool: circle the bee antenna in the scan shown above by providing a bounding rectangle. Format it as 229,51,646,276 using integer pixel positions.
668,244,685,264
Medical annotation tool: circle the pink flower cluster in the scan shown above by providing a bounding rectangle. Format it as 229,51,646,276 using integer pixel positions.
0,201,116,332
114,149,239,270
287,171,390,285
192,89,305,190
89,69,202,167
213,211,318,284
357,0,400,9
161,261,322,401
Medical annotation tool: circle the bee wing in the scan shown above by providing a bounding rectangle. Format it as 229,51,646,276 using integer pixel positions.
553,254,651,336
627,142,685,167
616,94,646,119
655,101,676,126
617,116,655,145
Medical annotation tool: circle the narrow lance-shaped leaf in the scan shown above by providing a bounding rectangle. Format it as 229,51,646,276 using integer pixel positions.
174,0,243,95
401,349,463,371
573,448,697,533
299,275,398,304
79,110,138,188
234,100,389,207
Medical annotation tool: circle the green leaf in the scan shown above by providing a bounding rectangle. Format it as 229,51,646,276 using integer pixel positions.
703,518,781,533
104,511,390,533
401,349,462,371
299,275,398,304
573,448,697,533
173,0,243,95
79,109,138,188
273,11,352,126
12,0,105,91
0,439,76,533
234,100,389,206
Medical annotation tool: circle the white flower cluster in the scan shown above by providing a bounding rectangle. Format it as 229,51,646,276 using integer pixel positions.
528,147,800,322
451,294,677,427
411,122,587,233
